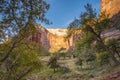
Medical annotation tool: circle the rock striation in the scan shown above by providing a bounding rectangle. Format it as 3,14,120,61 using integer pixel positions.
28,26,73,53
28,26,50,50
101,0,120,17
101,0,120,40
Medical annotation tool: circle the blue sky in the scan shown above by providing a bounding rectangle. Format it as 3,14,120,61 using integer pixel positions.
42,0,101,28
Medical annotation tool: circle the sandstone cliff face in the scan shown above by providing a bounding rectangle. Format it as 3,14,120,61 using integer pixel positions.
28,27,73,53
101,0,120,40
101,0,120,17
47,33,69,53
29,0,120,53
68,0,120,52
28,26,50,50
47,29,73,53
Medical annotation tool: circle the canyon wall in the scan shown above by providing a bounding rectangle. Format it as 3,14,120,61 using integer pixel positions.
101,0,120,40
47,30,71,53
28,26,73,53
28,26,50,50
28,0,120,53
101,0,120,17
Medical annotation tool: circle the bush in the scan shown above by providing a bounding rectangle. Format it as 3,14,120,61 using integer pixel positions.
0,42,42,80
75,57,83,69
96,52,109,66
47,56,60,72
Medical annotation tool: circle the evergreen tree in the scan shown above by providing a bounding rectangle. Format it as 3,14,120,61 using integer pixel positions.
0,0,50,65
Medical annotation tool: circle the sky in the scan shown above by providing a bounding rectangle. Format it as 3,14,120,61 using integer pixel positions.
42,0,101,29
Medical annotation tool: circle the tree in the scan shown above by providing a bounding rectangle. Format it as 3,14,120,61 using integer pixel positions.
96,52,109,66
79,4,120,65
47,56,60,72
67,3,120,65
0,0,50,65
76,39,96,68
105,39,120,58
0,41,42,80
75,57,83,69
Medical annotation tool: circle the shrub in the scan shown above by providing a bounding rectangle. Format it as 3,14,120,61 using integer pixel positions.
47,56,60,72
0,43,42,80
96,52,109,66
75,57,83,69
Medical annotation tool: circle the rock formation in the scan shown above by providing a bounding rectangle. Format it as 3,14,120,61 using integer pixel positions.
101,0,120,17
101,0,120,40
47,29,71,53
28,26,73,53
28,0,120,53
28,26,50,50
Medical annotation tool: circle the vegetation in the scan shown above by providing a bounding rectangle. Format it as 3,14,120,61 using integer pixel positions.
66,4,120,66
0,41,42,80
0,0,49,79
47,56,60,72
0,0,120,80
0,0,49,65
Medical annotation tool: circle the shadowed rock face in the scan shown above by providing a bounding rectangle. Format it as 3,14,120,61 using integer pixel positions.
28,26,51,50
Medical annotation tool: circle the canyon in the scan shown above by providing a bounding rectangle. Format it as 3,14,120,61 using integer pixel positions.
28,0,120,53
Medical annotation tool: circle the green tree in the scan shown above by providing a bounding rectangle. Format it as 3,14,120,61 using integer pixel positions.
0,41,42,80
96,52,109,66
0,0,49,65
67,3,120,65
75,57,83,69
47,56,60,72
105,39,120,58
80,4,120,65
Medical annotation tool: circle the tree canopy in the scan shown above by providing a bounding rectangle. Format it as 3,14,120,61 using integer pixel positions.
66,3,120,65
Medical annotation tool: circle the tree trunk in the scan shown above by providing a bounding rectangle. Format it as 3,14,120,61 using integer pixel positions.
0,40,16,67
16,68,32,80
116,51,120,58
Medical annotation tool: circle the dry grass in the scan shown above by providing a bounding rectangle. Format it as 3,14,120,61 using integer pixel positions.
26,56,120,80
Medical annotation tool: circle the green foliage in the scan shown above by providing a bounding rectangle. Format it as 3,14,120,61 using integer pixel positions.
93,42,106,52
65,18,80,41
105,39,120,58
86,54,96,63
0,0,50,41
0,41,42,80
0,0,50,66
0,0,50,79
67,3,120,65
47,56,60,72
96,52,109,66
76,40,96,68
105,39,120,52
76,57,83,67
